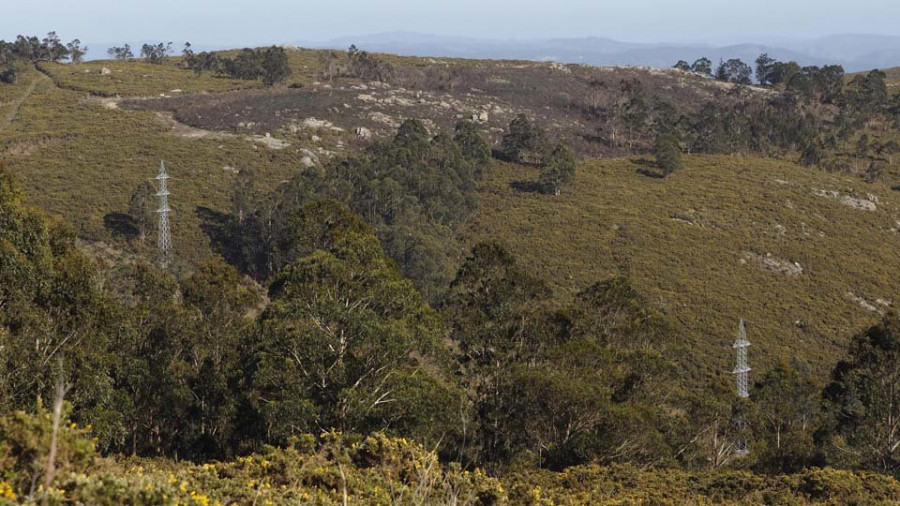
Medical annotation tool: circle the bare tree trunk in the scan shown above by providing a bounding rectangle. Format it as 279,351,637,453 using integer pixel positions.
42,377,71,505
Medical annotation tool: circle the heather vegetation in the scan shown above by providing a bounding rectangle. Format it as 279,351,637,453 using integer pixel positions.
3,31,900,502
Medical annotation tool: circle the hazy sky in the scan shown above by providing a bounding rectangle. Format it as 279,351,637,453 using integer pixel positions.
3,0,900,46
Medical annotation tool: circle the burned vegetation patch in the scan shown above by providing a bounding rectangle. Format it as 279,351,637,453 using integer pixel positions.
122,60,720,157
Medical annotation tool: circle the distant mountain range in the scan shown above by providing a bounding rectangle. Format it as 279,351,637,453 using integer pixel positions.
83,32,900,72
300,32,900,73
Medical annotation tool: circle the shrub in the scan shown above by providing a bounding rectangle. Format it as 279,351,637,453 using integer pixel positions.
499,114,546,164
654,133,682,175
0,405,95,499
539,144,576,195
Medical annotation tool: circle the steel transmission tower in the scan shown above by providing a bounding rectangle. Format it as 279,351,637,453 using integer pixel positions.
155,160,172,268
733,318,751,454
733,319,750,398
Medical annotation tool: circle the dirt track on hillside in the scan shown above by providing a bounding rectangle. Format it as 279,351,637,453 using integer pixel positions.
0,72,46,133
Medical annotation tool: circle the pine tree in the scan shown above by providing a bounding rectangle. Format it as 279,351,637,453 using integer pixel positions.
261,46,291,85
539,144,576,195
500,114,545,163
654,133,682,176
454,120,492,178
129,181,155,243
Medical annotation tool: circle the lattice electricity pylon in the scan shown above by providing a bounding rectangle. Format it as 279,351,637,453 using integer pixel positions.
733,318,751,398
155,160,172,268
733,318,751,454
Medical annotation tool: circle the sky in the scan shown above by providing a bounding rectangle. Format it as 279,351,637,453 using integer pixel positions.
3,0,900,47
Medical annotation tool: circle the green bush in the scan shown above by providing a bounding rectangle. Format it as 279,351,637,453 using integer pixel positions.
0,405,95,502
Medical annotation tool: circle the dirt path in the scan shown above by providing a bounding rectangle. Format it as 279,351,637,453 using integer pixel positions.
0,72,46,133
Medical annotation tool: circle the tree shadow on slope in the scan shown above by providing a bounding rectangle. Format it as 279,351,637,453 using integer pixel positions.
196,206,267,280
103,212,139,239
631,158,667,179
509,181,544,193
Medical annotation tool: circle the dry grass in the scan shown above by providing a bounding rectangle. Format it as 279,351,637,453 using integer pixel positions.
37,59,261,97
0,68,303,266
459,155,900,382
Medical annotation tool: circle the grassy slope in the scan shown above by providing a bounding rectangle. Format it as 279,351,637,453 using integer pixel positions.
0,49,436,266
0,66,312,267
38,59,261,96
0,49,497,265
3,53,899,383
460,156,900,381
37,48,375,97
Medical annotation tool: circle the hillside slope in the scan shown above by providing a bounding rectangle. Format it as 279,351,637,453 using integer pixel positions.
0,67,302,267
1,49,898,383
460,156,900,381
0,49,743,265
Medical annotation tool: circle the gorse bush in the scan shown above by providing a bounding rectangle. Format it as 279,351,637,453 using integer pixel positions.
0,408,897,505
0,406,96,499
0,415,504,505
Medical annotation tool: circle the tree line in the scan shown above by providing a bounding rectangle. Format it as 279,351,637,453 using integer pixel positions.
0,32,85,83
103,40,294,86
318,45,397,83
673,53,846,90
183,45,292,85
586,56,899,177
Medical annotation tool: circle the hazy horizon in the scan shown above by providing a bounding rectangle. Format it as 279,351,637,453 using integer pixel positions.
4,0,900,48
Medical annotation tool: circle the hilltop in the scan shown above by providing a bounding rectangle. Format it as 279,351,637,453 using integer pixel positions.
298,32,900,72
